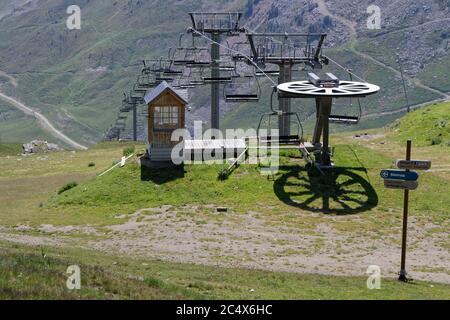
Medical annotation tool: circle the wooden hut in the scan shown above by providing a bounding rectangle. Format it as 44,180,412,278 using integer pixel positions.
144,81,187,162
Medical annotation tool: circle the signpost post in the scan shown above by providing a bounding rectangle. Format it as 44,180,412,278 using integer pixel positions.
380,140,431,282
399,140,412,282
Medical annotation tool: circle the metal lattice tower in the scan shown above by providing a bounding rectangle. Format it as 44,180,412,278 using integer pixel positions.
247,33,328,136
188,12,245,130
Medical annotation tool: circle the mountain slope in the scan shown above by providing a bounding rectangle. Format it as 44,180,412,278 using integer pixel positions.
0,0,449,145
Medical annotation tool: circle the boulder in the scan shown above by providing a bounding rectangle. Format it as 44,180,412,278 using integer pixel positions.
22,140,62,154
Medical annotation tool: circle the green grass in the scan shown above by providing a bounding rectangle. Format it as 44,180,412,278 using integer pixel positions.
1,241,448,300
0,141,144,226
0,143,22,156
0,103,57,145
389,101,450,147
36,140,450,234
0,106,449,299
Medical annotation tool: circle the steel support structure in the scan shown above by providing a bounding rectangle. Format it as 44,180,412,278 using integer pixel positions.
211,32,221,130
278,62,293,137
189,12,244,130
133,104,137,141
246,33,327,136
311,97,332,166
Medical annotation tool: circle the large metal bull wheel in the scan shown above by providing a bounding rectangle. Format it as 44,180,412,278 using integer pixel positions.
277,81,380,97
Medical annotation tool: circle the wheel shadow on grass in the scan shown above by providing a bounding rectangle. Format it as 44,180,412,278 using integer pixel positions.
274,165,378,215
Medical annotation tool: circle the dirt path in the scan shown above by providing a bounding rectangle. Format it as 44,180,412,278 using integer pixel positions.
0,71,87,150
362,98,447,120
0,70,18,87
374,18,450,38
1,205,448,284
350,49,450,99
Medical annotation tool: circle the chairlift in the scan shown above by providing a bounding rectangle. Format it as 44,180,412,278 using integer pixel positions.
120,93,134,112
173,33,210,68
129,90,145,103
203,76,232,83
136,75,158,88
203,66,233,83
223,72,261,102
255,70,279,77
115,118,126,130
185,68,206,86
256,88,304,146
328,71,362,125
172,77,195,89
189,79,206,86
133,83,149,93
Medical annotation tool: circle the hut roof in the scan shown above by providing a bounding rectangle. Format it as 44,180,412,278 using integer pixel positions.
144,81,188,105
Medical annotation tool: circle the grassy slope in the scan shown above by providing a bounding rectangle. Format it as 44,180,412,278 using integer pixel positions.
356,29,450,93
0,102,58,144
390,101,450,146
1,241,448,300
0,142,22,156
0,102,449,299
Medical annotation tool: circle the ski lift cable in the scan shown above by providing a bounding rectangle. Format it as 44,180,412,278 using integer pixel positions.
190,29,278,87
325,56,367,83
245,21,368,84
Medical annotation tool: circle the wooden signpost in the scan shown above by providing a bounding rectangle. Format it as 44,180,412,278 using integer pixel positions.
384,179,418,190
396,160,431,170
380,140,431,282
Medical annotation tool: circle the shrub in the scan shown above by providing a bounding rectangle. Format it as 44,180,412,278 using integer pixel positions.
431,136,442,146
217,168,229,181
58,182,78,195
123,146,135,157
88,162,95,167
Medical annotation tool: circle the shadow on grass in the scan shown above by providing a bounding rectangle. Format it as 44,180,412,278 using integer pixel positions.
274,165,378,215
140,164,185,184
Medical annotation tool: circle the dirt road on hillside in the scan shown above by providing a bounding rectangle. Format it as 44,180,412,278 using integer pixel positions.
0,71,87,150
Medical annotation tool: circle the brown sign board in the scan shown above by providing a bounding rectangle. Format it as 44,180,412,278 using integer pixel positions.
384,179,418,190
396,160,431,170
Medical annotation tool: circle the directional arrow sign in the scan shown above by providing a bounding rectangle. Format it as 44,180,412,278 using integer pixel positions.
384,179,418,190
396,160,431,170
380,169,418,181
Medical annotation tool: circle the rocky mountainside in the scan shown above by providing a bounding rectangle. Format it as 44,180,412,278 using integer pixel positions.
0,0,448,145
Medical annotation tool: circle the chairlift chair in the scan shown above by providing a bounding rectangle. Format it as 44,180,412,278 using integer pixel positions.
256,88,304,146
202,65,233,83
185,67,206,86
129,90,145,103
185,44,211,68
120,94,134,112
255,70,280,77
202,76,232,83
223,72,261,102
136,75,158,88
133,83,149,94
328,71,362,125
